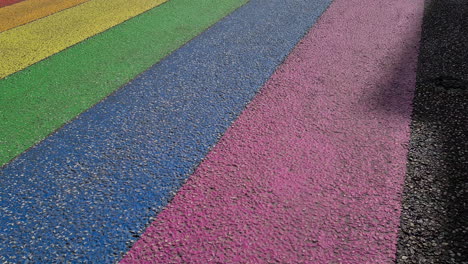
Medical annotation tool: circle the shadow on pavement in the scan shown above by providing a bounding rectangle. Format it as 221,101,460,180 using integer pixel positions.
378,0,468,263
360,0,467,262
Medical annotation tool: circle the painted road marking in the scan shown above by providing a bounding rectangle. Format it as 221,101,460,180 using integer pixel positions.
0,0,247,166
0,0,167,79
121,0,425,263
0,0,332,261
0,0,24,8
0,0,89,32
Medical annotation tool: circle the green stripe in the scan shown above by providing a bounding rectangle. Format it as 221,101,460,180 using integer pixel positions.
0,0,248,166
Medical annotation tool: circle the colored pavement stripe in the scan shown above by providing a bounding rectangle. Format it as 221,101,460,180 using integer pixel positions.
0,0,246,166
0,0,332,261
0,0,89,32
0,0,24,8
121,0,424,262
0,0,167,79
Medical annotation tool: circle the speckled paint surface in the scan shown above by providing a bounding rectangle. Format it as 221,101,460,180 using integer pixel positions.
0,0,167,79
121,0,424,262
0,0,333,262
0,0,89,32
0,0,24,8
0,0,247,166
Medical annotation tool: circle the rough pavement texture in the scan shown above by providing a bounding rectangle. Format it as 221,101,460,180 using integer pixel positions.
0,0,332,262
0,0,24,8
0,0,89,32
0,0,246,166
396,0,468,263
0,0,167,79
121,0,424,262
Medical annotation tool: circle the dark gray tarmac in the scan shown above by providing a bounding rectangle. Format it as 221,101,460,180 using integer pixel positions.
396,0,468,263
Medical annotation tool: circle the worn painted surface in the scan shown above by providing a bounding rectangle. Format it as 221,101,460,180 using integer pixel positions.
0,0,89,32
121,0,424,262
0,0,247,166
0,0,333,262
0,0,168,79
0,0,24,8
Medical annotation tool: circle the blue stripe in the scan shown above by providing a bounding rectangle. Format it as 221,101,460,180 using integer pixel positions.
0,0,332,262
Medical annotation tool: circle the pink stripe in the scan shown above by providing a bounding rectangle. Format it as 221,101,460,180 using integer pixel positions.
122,0,424,262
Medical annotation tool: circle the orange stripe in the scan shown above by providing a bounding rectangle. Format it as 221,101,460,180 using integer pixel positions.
0,0,168,79
0,0,89,32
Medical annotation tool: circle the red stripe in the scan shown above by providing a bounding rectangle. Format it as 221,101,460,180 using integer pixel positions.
0,0,25,8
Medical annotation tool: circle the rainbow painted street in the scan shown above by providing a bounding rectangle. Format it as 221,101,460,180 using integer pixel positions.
0,0,467,263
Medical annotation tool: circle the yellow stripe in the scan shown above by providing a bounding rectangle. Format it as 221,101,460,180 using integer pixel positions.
0,0,167,79
0,0,90,32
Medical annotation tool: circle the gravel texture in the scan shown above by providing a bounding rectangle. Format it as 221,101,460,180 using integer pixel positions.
0,0,246,166
121,0,424,262
0,0,331,262
0,0,24,8
0,0,167,79
396,0,468,263
0,0,88,32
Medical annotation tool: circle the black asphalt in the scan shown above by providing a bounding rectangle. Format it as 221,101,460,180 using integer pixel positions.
396,0,468,263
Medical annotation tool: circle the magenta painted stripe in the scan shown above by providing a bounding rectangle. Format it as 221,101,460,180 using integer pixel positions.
121,0,424,262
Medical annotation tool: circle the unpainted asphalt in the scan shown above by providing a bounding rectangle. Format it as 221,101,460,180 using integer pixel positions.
396,0,468,263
